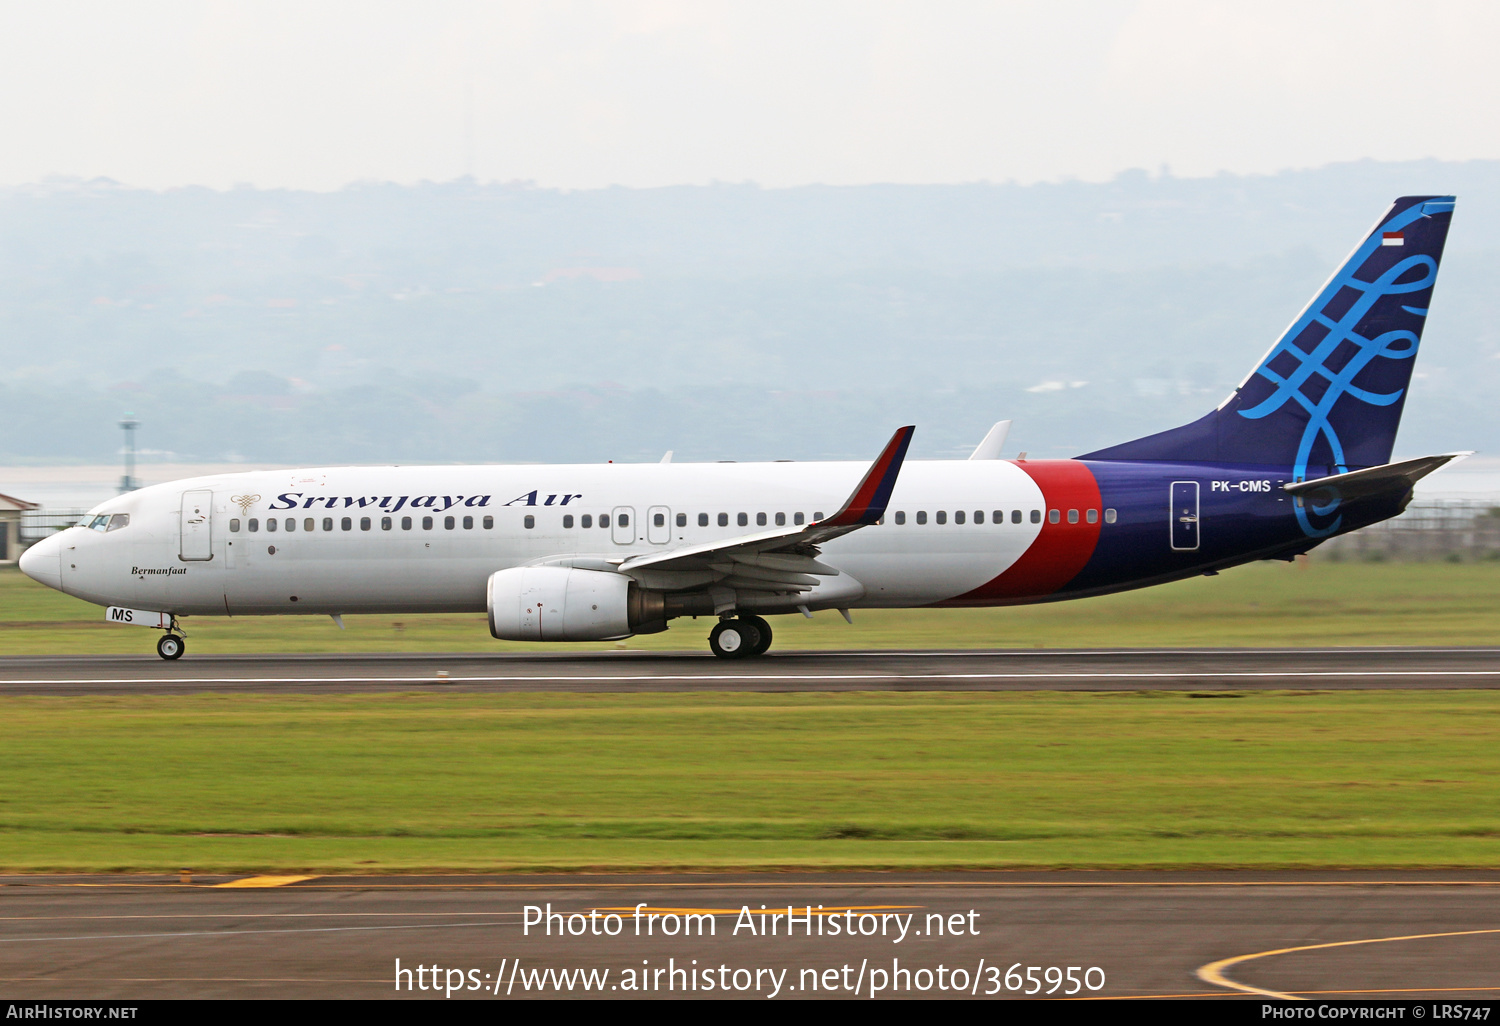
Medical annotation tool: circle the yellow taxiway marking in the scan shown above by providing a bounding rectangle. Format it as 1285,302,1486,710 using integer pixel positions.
41,878,1500,890
1198,927,1500,1000
213,875,320,888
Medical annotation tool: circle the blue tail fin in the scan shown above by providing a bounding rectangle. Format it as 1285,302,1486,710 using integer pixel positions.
1081,195,1455,476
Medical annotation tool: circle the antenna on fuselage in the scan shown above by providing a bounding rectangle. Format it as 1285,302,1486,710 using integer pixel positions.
118,414,139,494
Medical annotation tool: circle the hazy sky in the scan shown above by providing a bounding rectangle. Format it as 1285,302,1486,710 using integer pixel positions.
1,0,1497,190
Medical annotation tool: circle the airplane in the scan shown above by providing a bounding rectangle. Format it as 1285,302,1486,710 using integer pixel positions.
19,195,1462,661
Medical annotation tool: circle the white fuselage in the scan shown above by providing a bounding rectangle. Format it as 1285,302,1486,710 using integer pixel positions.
25,460,1060,618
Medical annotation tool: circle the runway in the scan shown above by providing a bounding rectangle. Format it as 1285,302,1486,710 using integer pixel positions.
1,872,1498,1000
0,647,1498,695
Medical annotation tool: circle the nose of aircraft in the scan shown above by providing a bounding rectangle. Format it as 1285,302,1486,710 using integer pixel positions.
18,532,63,592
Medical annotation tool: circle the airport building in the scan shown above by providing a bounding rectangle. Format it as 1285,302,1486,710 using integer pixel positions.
0,492,39,564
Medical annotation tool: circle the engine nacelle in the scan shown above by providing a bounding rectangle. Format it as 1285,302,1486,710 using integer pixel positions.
487,566,664,641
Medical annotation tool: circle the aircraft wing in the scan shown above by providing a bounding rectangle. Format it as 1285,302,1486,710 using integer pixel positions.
614,425,914,594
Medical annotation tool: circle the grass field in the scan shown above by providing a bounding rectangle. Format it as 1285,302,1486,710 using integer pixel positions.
3,561,1498,873
4,559,1500,654
0,690,1496,873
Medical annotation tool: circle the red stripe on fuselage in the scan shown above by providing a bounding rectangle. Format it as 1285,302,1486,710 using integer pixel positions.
936,459,1102,606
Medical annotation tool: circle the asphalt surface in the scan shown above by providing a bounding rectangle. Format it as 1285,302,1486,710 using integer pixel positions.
0,872,1497,1000
1,647,1499,695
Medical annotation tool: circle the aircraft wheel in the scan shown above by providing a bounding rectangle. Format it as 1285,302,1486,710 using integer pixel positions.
709,619,759,659
157,634,185,661
742,615,773,656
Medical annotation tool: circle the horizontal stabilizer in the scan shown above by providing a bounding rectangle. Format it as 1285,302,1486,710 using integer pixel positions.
1283,451,1471,501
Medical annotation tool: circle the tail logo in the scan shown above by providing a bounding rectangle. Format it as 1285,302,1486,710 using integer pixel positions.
1238,205,1439,537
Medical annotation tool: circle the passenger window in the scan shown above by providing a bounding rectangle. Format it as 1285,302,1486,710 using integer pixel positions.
794,513,805,526
361,517,372,531
401,516,412,530
676,513,687,527
756,512,767,526
563,514,574,529
1011,510,1021,524
249,519,259,532
895,511,906,525
382,517,392,530
304,518,314,532
1067,509,1079,524
422,516,433,530
936,511,947,524
814,512,824,521
737,513,748,527
341,517,353,531
698,513,709,527
1104,508,1117,524
718,513,728,527
601,514,611,529
266,518,277,533
619,513,629,527
284,518,295,532
229,519,241,533
463,516,473,529
775,512,785,526
1031,510,1041,524
483,516,494,529
1048,510,1060,524
323,518,334,531
581,514,593,528
955,510,966,525
444,516,455,530
1086,509,1098,524
974,510,984,524
654,513,665,528
523,515,535,529
916,511,928,525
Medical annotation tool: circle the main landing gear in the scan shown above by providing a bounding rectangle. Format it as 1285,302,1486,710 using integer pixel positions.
708,615,772,659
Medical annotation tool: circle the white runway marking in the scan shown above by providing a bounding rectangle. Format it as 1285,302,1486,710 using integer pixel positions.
0,669,1499,687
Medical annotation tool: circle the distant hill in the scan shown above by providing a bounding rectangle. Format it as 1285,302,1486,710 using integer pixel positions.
0,160,1495,464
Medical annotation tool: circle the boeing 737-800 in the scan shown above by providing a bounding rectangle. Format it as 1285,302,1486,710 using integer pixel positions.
19,196,1463,659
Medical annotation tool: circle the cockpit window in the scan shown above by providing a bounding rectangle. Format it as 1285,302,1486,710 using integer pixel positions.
87,515,110,531
105,514,130,532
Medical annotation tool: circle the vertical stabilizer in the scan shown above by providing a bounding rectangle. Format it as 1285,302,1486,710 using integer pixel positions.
1082,196,1455,477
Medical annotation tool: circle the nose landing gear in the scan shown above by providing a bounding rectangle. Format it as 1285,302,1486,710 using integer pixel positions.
156,633,185,660
708,615,773,659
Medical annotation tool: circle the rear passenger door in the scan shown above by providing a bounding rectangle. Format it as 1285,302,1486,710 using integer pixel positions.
1170,481,1199,551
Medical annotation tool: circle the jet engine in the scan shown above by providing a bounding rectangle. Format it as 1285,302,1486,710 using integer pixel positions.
487,566,675,641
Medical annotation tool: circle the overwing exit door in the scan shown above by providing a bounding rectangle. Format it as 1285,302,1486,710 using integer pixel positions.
611,506,635,545
1170,481,1199,551
647,506,671,544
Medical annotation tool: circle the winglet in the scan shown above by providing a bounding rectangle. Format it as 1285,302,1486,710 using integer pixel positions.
816,426,915,528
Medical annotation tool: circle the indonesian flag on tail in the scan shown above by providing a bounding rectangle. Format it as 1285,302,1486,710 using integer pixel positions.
1382,231,1404,246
